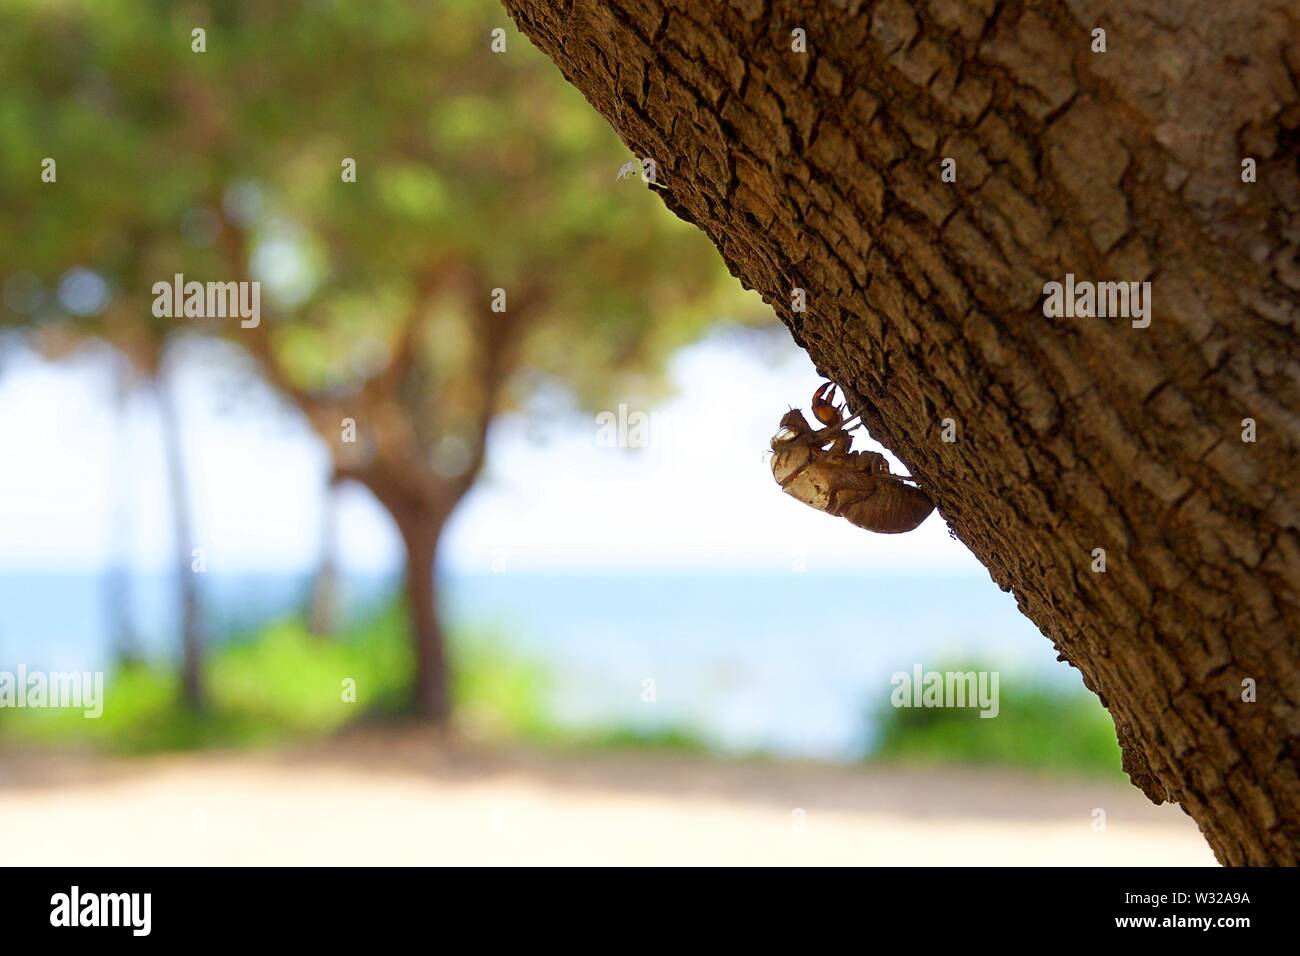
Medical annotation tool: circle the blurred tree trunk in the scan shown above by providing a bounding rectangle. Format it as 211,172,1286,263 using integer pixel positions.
503,0,1300,864
349,460,460,724
392,501,452,724
224,225,520,726
308,475,343,638
155,361,204,710
104,349,140,665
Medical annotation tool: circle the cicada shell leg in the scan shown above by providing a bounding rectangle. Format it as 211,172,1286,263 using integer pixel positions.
811,382,842,426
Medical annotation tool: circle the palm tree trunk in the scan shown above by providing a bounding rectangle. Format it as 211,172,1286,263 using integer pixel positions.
104,350,140,665
308,477,342,638
155,362,204,710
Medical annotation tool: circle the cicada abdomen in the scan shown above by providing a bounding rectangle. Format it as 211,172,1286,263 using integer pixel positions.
832,469,936,533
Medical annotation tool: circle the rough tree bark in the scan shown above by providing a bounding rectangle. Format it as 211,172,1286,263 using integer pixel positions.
502,0,1300,864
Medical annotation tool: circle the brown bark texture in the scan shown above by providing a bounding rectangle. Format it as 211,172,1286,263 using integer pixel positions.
502,0,1300,864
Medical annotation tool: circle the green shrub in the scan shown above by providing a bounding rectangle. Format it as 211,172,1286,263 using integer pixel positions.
0,597,554,754
868,663,1124,777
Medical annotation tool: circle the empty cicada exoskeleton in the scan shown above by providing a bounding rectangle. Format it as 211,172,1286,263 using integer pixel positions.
770,382,935,534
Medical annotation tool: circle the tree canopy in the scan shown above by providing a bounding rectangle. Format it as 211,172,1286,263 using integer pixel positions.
0,0,767,717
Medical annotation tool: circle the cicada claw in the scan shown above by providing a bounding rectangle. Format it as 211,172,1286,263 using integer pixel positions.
811,381,843,426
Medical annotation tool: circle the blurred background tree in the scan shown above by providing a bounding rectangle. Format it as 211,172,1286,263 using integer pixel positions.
0,0,764,721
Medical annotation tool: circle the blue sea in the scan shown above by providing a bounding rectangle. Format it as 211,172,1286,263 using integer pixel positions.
0,569,1079,760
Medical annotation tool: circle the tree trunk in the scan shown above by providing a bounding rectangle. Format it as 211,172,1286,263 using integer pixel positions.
105,350,140,665
155,365,204,710
308,477,342,638
503,0,1300,864
393,506,452,725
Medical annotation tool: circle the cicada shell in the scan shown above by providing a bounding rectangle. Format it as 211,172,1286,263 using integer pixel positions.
770,384,935,534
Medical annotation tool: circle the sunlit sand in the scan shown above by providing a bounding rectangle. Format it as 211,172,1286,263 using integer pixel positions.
0,729,1214,866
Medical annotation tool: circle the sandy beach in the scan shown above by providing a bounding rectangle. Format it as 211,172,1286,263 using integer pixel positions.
0,730,1215,866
